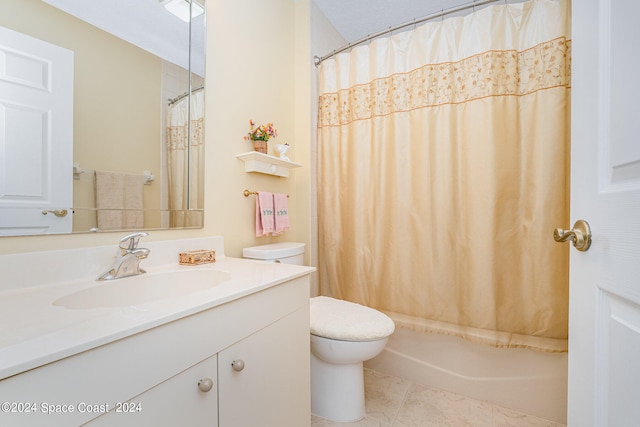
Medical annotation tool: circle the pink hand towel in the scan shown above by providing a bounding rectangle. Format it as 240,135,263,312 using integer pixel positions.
255,191,275,236
274,193,290,235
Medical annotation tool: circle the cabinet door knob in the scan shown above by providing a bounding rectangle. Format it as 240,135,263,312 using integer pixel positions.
231,360,245,372
198,378,213,392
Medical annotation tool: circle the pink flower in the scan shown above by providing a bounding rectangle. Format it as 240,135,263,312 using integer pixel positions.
244,120,278,141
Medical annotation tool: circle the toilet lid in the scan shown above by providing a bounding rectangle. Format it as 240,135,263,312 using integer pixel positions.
310,296,395,341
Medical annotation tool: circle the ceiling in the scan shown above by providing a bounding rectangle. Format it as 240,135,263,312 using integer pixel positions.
42,0,205,76
44,0,516,73
313,0,510,43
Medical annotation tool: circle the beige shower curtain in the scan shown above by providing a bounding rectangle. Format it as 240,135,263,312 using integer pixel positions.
317,0,571,351
167,89,204,228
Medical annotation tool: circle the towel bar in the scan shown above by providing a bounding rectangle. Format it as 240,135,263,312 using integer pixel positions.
243,189,289,198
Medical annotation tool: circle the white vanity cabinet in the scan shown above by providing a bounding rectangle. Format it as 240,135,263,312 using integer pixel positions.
218,306,309,425
0,275,310,427
86,354,219,426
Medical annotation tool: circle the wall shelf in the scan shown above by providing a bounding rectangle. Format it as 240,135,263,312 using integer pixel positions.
236,151,302,177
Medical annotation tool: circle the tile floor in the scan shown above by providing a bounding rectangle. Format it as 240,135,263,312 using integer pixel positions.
311,368,567,427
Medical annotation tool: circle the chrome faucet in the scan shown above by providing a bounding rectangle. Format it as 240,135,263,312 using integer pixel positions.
97,232,150,281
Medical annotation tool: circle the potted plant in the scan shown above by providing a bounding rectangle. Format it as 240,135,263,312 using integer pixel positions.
244,120,278,154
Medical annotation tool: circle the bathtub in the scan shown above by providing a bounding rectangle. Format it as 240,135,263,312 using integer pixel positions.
364,318,568,424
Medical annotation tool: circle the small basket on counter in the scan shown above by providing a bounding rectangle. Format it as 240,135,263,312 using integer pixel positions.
179,250,216,266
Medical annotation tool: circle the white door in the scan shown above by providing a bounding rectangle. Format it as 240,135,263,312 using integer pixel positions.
567,0,640,425
0,25,73,235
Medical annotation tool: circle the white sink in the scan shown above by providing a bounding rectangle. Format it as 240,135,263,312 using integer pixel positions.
53,269,231,309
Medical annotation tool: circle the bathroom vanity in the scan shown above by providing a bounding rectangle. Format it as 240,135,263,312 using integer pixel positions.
0,237,314,426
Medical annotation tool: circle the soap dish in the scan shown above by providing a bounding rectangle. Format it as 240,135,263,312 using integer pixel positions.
179,250,216,265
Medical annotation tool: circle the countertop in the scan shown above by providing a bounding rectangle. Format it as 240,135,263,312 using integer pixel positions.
0,253,314,381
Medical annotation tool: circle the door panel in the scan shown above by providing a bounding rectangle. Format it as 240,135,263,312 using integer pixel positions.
601,294,640,426
607,0,640,185
569,0,640,425
0,25,73,235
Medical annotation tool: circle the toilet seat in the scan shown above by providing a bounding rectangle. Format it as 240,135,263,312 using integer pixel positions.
310,296,395,341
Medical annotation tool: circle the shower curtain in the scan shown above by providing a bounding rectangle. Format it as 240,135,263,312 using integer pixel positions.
167,89,204,228
317,0,571,351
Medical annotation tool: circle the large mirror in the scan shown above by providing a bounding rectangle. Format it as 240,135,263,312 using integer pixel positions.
0,0,205,236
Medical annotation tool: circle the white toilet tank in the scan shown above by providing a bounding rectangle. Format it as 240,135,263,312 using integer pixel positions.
242,242,305,265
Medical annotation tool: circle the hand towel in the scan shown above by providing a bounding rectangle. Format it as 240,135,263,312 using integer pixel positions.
274,193,290,235
95,170,144,230
123,173,144,228
255,191,275,237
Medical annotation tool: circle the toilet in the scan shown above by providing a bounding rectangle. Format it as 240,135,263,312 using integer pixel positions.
242,242,305,265
243,242,395,423
309,296,394,422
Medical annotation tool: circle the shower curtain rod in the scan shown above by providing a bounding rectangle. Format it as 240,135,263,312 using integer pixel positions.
313,0,501,66
168,85,205,105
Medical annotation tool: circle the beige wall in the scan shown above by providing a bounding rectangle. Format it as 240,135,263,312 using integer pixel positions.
206,0,311,259
0,0,313,260
308,0,348,294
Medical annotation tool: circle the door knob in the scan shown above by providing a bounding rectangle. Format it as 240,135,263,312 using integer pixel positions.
41,209,68,217
553,219,592,251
